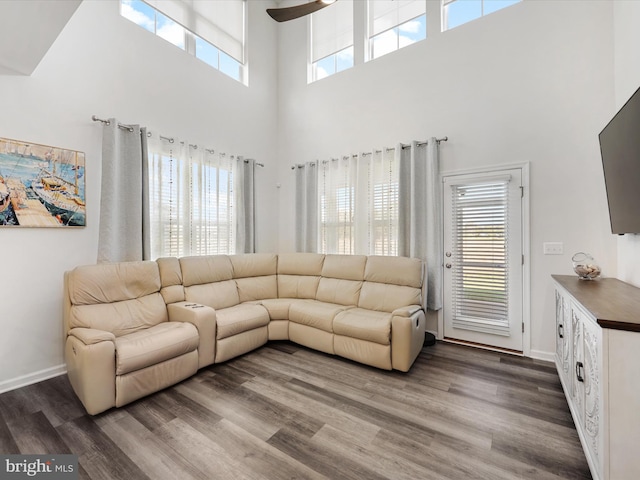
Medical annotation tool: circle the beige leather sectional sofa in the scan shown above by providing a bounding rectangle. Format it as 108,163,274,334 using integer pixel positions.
64,253,426,415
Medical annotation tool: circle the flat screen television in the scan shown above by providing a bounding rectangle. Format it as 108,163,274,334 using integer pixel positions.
599,84,640,234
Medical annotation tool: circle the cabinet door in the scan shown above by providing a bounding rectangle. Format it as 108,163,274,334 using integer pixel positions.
561,294,572,382
582,314,603,476
572,308,583,418
555,288,573,387
555,289,563,366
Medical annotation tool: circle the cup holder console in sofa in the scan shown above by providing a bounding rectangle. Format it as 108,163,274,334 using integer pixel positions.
64,253,426,414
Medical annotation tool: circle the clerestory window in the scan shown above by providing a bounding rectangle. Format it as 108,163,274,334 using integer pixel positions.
310,0,354,82
442,0,521,31
367,0,427,61
120,0,246,84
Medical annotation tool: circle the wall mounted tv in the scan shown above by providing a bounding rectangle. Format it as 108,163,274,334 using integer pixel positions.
599,84,640,235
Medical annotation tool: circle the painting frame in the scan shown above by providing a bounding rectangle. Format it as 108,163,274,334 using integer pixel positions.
0,137,86,227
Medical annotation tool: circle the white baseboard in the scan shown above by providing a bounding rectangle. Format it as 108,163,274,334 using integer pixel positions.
529,349,556,363
0,364,67,394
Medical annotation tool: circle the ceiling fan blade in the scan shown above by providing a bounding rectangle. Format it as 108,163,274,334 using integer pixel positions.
267,0,336,23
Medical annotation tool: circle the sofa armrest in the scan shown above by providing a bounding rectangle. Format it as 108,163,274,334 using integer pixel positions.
65,333,116,415
391,307,426,372
167,301,216,368
391,305,422,318
68,327,115,345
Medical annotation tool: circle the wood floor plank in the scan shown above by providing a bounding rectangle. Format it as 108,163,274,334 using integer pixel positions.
99,411,208,480
0,409,20,453
155,417,264,480
207,418,326,480
7,410,72,454
268,426,387,480
56,415,151,480
311,423,439,480
0,341,591,479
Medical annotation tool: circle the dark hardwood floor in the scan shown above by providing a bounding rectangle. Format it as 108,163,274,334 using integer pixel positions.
0,342,591,479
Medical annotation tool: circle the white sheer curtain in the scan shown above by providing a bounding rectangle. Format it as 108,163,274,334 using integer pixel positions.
398,139,442,310
295,162,318,253
295,149,398,255
97,118,149,262
148,135,238,259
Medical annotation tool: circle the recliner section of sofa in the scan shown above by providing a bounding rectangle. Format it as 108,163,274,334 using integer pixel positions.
64,253,426,415
64,261,200,415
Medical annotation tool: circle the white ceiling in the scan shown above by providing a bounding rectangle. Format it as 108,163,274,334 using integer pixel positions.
0,0,82,75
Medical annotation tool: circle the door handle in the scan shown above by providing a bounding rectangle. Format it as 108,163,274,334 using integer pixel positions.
558,324,564,339
576,361,584,382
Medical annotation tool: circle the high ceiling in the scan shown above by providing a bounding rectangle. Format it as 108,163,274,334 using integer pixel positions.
0,0,82,75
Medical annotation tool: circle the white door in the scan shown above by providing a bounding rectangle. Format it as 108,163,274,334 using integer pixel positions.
443,169,523,352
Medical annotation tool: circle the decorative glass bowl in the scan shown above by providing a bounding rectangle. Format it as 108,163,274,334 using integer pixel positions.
572,252,601,280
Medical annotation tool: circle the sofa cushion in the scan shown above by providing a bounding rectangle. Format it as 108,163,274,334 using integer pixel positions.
322,254,366,281
258,298,303,320
236,276,278,303
184,279,240,310
289,300,350,333
316,278,362,306
278,275,320,299
230,253,277,278
69,261,161,306
180,255,233,287
333,308,391,345
277,253,324,275
215,304,270,340
70,293,168,337
156,257,185,304
364,255,423,288
115,322,199,375
358,282,422,313
277,253,324,300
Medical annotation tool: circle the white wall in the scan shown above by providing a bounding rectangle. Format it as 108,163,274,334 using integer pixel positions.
0,0,279,390
276,0,617,358
613,1,640,287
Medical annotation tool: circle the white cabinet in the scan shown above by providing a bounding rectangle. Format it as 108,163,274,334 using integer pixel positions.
553,275,640,480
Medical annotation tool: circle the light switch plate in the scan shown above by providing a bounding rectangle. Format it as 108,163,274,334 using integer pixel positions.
543,242,564,255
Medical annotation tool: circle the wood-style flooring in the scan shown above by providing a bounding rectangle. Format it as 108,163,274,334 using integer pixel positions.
0,341,591,479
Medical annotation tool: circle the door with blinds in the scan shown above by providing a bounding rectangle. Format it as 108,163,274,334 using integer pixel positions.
443,168,523,352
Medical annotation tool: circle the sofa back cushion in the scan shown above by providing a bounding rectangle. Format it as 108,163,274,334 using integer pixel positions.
67,261,168,336
277,253,324,299
156,257,185,304
316,255,366,306
180,255,240,309
358,256,423,312
231,254,278,302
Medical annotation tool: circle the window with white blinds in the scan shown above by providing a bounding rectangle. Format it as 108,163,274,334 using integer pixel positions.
450,179,510,335
120,0,246,82
310,0,354,81
368,0,426,60
318,150,398,255
148,142,236,259
145,0,245,63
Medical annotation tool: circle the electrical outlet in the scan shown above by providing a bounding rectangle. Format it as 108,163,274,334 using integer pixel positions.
543,242,564,255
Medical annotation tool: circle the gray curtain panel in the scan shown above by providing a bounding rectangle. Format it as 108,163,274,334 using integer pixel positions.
398,139,443,311
97,119,149,262
235,157,256,254
295,162,318,253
